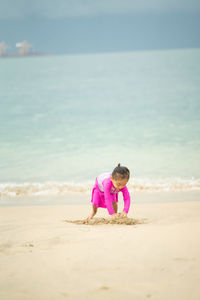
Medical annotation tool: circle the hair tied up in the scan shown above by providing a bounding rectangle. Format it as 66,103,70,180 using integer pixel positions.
112,163,130,180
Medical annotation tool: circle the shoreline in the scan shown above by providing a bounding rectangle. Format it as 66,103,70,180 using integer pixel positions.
0,190,200,207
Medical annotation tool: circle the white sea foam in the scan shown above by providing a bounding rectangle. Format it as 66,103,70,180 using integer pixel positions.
0,178,200,197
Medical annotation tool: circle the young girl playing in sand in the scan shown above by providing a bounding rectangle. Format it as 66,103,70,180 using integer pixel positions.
87,164,131,219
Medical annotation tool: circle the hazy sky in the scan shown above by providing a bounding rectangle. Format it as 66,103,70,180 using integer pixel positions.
0,0,200,54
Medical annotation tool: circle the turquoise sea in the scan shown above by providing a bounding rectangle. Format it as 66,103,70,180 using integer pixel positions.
0,48,200,197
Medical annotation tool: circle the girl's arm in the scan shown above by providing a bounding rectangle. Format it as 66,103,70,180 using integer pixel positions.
121,186,131,213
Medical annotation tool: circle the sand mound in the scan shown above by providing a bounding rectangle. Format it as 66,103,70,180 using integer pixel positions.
64,217,146,225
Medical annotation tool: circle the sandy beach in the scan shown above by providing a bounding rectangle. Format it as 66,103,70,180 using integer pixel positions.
0,193,200,300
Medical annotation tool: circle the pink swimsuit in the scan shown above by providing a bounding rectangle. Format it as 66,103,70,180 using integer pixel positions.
91,172,131,215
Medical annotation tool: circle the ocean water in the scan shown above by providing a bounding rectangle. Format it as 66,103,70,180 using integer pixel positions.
0,48,200,197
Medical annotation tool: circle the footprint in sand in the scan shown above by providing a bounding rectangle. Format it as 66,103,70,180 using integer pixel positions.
99,286,110,290
24,243,34,247
60,292,68,297
173,257,195,262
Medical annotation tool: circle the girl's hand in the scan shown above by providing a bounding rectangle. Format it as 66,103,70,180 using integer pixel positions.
119,211,127,217
110,213,119,219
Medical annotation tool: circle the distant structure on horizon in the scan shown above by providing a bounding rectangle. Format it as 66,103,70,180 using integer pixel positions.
0,40,47,58
0,41,9,56
16,40,33,55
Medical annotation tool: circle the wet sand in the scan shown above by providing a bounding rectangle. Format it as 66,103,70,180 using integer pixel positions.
0,196,200,300
65,216,146,225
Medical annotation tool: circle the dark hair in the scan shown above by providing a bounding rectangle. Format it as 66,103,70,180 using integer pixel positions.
112,163,130,180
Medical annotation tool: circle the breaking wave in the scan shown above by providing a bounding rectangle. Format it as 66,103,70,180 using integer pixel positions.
0,178,200,197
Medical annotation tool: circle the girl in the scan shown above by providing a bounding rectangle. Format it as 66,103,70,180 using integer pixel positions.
87,164,131,219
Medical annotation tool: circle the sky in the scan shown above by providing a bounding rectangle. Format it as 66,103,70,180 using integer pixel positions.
0,0,200,54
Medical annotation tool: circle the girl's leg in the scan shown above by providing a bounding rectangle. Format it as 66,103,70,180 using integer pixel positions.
87,205,98,219
112,202,118,213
